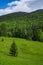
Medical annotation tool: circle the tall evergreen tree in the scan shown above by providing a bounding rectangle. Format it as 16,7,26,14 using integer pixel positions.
10,41,18,56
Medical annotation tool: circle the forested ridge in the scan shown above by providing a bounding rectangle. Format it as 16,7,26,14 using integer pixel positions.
0,9,43,42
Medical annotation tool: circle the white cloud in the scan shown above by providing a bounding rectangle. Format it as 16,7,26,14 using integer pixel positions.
0,0,43,16
0,8,13,16
8,1,18,6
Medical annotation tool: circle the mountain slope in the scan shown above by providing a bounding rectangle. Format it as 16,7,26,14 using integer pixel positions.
0,9,43,41
0,9,43,22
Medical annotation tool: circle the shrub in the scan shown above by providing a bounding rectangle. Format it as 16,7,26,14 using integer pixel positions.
1,38,4,42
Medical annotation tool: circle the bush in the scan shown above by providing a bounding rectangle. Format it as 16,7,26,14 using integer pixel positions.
1,38,4,42
10,41,18,56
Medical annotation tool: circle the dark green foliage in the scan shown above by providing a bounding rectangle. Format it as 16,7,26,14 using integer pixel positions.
37,29,43,42
10,41,18,56
0,9,43,42
0,23,7,36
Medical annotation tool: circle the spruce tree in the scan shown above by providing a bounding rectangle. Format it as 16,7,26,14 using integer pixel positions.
10,41,18,56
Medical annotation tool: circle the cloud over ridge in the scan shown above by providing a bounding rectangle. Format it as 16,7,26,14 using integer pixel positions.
0,0,43,16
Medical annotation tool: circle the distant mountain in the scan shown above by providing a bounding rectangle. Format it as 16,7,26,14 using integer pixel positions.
0,9,43,22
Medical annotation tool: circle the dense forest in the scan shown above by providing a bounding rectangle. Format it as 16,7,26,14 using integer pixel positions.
0,9,43,42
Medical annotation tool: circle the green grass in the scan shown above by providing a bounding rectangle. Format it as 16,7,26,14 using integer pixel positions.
0,37,43,65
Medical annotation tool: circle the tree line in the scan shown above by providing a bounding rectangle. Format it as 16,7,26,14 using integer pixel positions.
0,21,43,42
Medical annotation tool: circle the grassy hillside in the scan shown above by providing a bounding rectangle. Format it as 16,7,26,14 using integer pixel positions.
0,37,43,65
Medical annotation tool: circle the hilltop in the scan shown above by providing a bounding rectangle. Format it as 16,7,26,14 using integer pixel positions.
0,9,43,22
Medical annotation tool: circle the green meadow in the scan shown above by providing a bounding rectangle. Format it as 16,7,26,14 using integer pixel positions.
0,37,43,65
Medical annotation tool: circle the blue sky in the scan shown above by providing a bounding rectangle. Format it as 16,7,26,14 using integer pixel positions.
0,0,20,8
0,0,43,16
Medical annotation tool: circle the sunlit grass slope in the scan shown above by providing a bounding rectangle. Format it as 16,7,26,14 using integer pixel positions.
0,37,43,65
